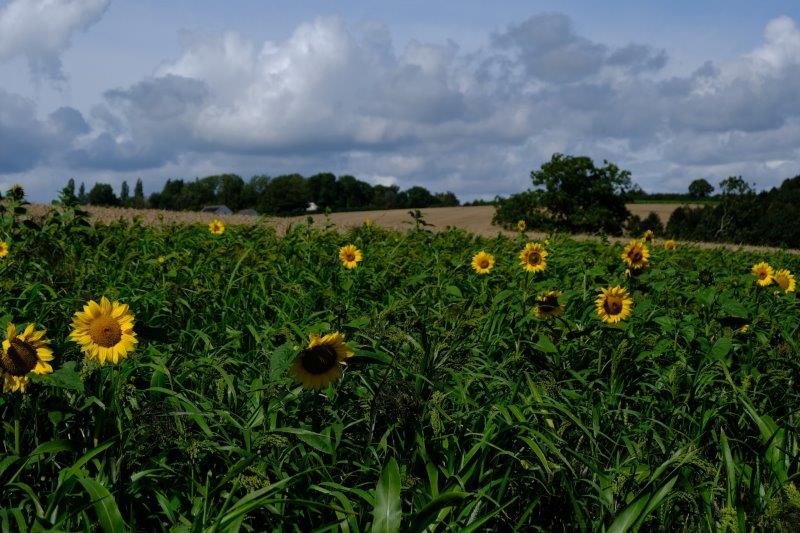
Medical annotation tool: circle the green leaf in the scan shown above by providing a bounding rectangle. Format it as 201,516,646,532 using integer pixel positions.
37,361,84,392
407,491,469,533
77,477,127,533
533,335,557,354
709,337,732,361
372,457,401,533
269,341,296,382
272,428,333,455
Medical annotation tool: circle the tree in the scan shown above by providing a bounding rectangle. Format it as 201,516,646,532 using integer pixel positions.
527,153,633,234
120,180,130,206
406,186,436,208
718,176,753,196
307,173,338,209
217,174,246,210
434,191,460,207
688,178,714,198
263,174,309,215
59,178,78,205
87,183,119,206
133,179,145,208
78,182,87,204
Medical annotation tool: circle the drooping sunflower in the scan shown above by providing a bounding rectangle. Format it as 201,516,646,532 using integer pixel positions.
533,291,563,319
1,323,54,393
0,241,8,258
643,230,655,244
471,251,495,274
774,269,796,293
208,219,225,235
519,243,548,273
517,220,526,232
621,240,650,270
339,244,363,269
70,297,137,364
290,332,354,390
595,286,634,324
663,239,677,250
751,262,774,287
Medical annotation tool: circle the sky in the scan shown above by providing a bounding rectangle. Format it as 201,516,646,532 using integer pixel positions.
1,1,800,202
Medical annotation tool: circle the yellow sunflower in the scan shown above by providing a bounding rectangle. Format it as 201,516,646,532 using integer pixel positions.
0,241,8,258
1,323,54,393
752,262,773,287
290,332,354,390
339,244,363,269
664,239,677,250
70,297,137,364
208,219,225,235
471,251,495,274
621,240,649,270
519,243,548,273
532,291,563,319
643,230,655,244
517,220,526,232
774,269,796,293
595,286,634,324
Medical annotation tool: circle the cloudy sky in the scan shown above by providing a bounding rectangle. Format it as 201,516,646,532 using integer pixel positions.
2,0,800,202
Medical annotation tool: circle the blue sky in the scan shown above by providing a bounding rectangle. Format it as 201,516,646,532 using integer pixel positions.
2,0,800,202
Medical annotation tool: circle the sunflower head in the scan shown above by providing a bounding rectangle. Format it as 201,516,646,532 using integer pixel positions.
290,332,354,390
517,220,526,232
339,244,363,269
519,243,548,273
70,297,137,364
595,286,633,324
663,239,677,250
0,323,54,393
642,230,655,243
774,269,796,293
208,219,225,235
533,291,563,319
752,262,774,286
0,241,8,258
621,240,650,270
471,251,495,274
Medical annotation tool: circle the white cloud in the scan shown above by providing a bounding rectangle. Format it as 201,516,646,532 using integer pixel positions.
0,0,109,81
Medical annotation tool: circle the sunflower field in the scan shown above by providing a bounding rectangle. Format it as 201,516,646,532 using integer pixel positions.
1,201,800,532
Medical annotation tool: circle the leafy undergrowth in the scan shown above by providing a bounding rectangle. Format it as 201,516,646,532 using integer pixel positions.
1,203,799,532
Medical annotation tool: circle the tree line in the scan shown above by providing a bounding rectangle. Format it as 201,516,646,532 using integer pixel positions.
59,174,460,215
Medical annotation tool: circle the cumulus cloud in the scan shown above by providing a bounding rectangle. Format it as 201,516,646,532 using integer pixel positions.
5,11,800,201
0,0,109,81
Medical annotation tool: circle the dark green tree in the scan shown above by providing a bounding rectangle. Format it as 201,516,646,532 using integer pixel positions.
78,182,87,204
688,178,714,198
263,174,310,215
120,180,130,206
307,173,338,209
59,178,78,205
406,186,436,208
133,179,145,208
87,183,119,206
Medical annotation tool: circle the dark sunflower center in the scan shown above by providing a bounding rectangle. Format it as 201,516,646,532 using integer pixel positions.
758,271,767,279
603,297,622,315
539,296,559,312
300,345,339,375
345,253,355,262
480,260,489,269
1,338,38,376
89,317,122,348
629,250,642,262
528,252,541,265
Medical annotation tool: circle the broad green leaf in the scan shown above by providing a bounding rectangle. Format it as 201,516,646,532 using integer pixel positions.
372,457,401,533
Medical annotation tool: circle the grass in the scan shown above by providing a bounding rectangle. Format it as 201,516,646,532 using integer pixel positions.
1,202,799,531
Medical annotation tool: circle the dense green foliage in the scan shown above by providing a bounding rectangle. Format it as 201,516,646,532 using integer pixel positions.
75,174,459,215
494,154,633,235
667,175,800,248
1,201,800,531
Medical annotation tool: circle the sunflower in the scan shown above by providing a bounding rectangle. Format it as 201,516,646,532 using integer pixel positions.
471,251,495,274
290,332,354,390
1,323,54,393
519,243,548,273
517,220,526,232
533,291,563,319
339,244,363,269
664,239,677,250
774,269,796,293
70,297,137,364
643,230,655,244
208,219,225,235
595,286,633,324
0,241,8,258
621,240,649,270
751,262,773,287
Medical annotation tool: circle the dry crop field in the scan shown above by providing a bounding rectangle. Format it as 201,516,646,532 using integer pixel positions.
2,200,800,530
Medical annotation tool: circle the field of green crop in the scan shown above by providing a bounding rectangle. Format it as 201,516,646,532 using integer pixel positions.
1,202,799,531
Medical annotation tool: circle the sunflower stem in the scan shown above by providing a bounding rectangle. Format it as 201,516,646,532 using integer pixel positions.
14,408,20,456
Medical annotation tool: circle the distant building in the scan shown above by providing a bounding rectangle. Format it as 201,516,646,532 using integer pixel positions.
306,202,318,212
201,205,232,215
236,208,259,216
